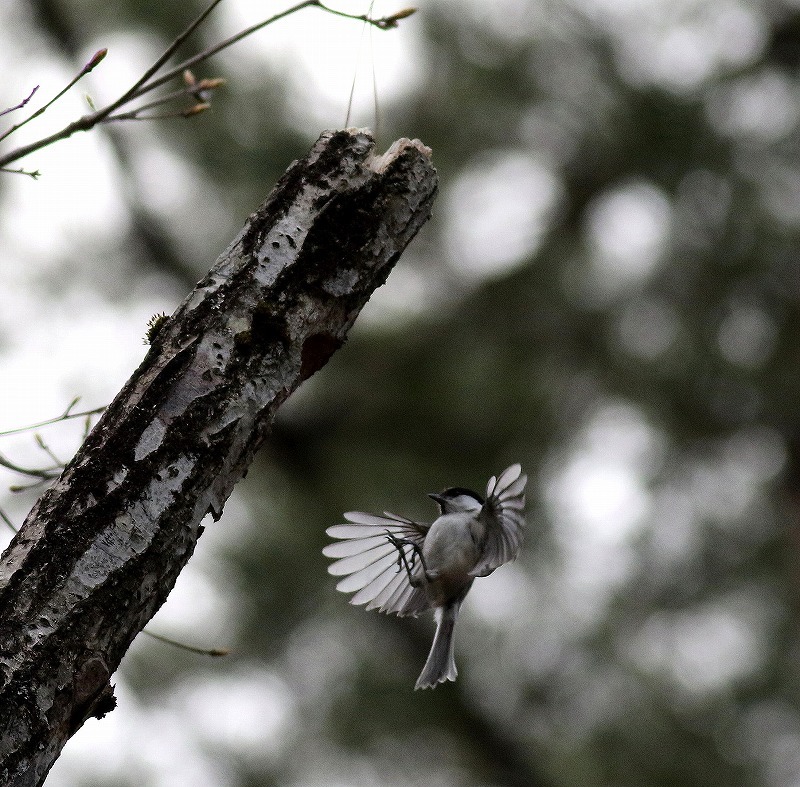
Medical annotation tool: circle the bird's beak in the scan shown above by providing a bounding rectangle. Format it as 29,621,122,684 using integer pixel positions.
428,492,445,505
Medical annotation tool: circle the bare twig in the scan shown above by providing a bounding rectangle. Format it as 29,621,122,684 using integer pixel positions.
0,506,18,534
0,399,106,487
0,0,416,170
93,0,225,124
104,104,212,123
0,167,41,179
319,2,416,30
102,82,222,122
0,50,106,145
0,86,40,118
33,435,65,469
120,1,336,103
140,629,230,657
0,399,106,437
0,450,60,483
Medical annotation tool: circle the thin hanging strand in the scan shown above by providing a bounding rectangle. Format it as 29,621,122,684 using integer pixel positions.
370,7,381,141
345,1,376,129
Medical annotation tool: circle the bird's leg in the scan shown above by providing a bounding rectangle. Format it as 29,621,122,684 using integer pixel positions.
385,531,426,587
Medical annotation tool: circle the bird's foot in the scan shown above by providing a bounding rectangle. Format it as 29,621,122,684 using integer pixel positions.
385,531,425,586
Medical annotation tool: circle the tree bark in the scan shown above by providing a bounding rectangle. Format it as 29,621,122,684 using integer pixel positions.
0,129,437,786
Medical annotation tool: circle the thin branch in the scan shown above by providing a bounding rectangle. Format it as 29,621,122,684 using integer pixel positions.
0,401,106,488
0,50,106,145
0,1,416,169
104,104,211,123
134,1,412,101
0,0,297,167
0,400,106,437
0,86,40,118
317,2,417,30
140,629,230,657
33,435,65,469
102,81,222,123
0,451,61,482
112,85,202,117
87,0,227,125
122,0,323,103
0,457,59,480
0,167,41,179
0,506,18,534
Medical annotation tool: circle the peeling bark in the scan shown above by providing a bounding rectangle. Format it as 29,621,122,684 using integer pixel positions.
0,129,438,786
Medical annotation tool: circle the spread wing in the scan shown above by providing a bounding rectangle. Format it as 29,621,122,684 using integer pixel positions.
470,463,527,577
323,511,431,616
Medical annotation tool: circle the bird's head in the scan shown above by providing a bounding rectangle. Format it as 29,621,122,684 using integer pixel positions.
428,486,484,515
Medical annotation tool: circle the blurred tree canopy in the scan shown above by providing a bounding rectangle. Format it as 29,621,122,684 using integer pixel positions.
5,0,800,785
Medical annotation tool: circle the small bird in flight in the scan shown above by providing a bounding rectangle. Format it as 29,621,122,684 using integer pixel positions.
323,464,527,689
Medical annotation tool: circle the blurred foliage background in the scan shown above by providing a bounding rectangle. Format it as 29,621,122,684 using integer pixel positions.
3,0,800,785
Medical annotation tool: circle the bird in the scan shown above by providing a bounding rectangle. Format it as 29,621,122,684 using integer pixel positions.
323,464,527,689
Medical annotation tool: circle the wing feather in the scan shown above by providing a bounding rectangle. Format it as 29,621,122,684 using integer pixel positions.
470,463,527,577
322,536,390,558
335,552,398,593
326,543,397,576
323,510,430,616
367,564,428,615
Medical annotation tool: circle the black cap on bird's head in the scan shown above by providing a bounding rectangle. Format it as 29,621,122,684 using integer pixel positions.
428,486,485,514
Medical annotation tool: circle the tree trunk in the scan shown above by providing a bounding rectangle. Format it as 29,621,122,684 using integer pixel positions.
0,129,437,786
